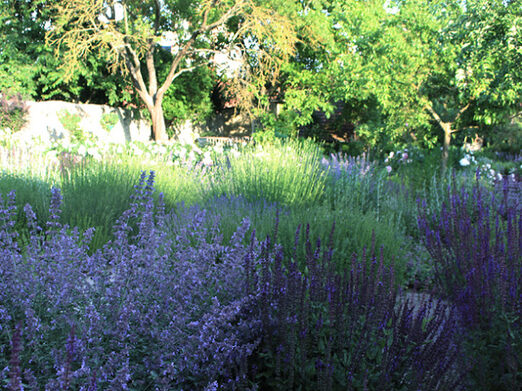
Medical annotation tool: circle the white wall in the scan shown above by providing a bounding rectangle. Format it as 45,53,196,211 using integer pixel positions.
17,100,151,144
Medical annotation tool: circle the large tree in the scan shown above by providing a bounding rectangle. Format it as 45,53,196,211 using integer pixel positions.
47,0,300,141
409,0,522,169
278,0,521,167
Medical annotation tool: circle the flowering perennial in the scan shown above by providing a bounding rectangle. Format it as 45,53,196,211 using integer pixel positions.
1,172,469,389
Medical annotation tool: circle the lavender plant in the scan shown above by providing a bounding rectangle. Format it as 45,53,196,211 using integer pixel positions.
418,174,521,390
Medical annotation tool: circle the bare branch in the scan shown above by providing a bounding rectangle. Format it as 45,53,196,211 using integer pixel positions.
199,0,246,34
425,103,445,127
156,1,246,99
170,66,199,81
455,102,471,121
157,37,197,99
119,44,152,107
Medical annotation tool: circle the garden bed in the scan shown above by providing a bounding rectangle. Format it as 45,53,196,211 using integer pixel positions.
0,137,520,390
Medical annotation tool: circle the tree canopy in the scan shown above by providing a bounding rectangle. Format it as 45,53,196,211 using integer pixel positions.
2,0,519,155
46,0,303,141
276,0,521,164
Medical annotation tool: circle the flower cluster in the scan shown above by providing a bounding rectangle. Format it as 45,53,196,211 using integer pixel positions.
418,175,521,389
458,151,521,184
250,224,465,390
458,153,476,167
0,172,261,389
0,133,251,180
383,146,425,173
1,172,471,389
321,152,373,181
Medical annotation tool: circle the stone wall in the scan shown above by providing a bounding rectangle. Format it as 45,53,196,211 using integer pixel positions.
11,101,252,145
16,100,151,144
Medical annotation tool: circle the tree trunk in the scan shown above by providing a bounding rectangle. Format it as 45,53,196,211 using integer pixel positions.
441,123,452,172
150,101,169,142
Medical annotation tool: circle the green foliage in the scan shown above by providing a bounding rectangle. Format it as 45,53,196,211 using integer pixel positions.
255,111,301,140
0,1,43,96
100,112,119,132
462,312,522,391
57,109,84,142
0,0,132,106
383,146,460,192
274,0,520,158
0,91,28,133
209,138,327,207
483,118,522,154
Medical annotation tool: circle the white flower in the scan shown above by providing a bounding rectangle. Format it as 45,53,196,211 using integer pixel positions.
459,157,470,166
386,165,392,173
78,145,87,156
202,152,213,166
389,151,394,158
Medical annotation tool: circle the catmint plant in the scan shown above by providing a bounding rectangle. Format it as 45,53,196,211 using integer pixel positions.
0,172,262,390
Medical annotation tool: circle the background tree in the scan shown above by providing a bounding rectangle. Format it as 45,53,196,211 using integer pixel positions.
276,0,438,149
0,0,134,105
276,0,521,167
0,0,55,96
47,0,300,141
410,0,522,169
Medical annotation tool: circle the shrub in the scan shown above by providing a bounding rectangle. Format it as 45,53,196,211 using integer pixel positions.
209,138,327,207
0,172,261,389
0,90,28,133
100,112,119,132
418,174,521,390
57,109,84,143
